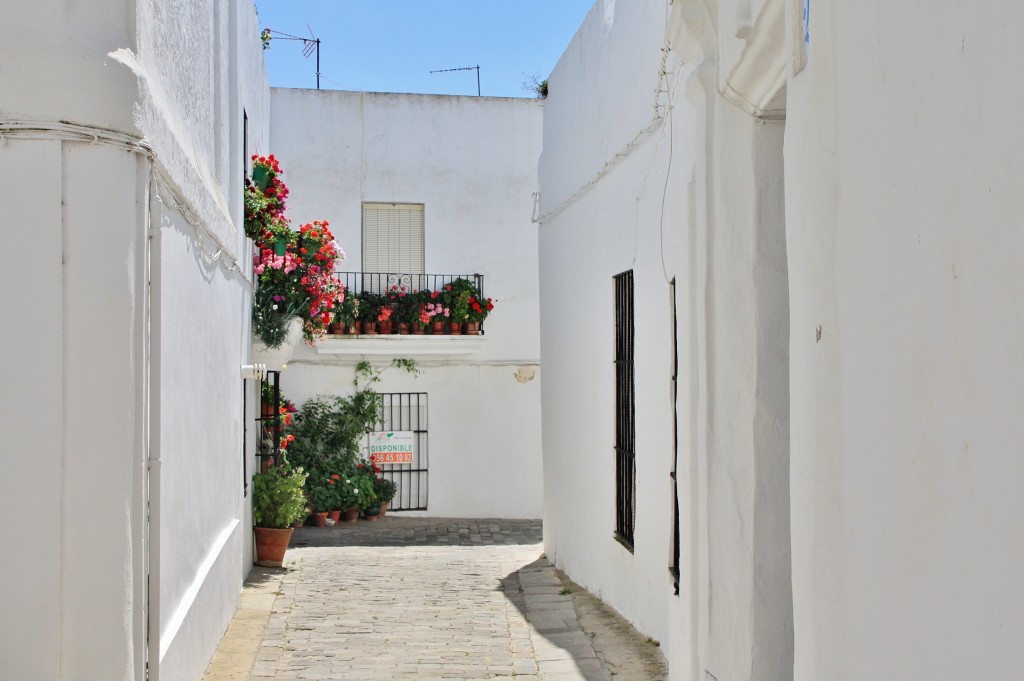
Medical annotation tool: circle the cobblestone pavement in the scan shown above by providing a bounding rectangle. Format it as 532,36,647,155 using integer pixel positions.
205,517,667,681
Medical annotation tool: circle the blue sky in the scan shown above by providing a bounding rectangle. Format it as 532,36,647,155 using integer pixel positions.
253,1,595,97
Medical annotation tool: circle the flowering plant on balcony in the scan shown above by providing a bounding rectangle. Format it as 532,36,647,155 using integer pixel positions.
419,294,450,324
246,155,348,347
387,285,426,325
334,291,360,327
444,278,478,323
466,295,495,324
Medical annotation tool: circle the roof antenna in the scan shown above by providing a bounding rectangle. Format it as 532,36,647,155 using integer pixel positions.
262,26,322,89
430,65,481,96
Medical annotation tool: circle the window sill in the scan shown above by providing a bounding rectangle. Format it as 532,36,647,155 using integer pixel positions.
315,334,486,359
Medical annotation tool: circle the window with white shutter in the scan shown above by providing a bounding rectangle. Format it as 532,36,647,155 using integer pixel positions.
362,203,425,274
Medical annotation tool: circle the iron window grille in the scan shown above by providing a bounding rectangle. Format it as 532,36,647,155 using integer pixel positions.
373,393,429,511
614,270,636,549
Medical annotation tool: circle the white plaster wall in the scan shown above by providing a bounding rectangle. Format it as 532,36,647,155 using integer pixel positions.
785,2,1024,678
136,2,270,679
539,0,689,659
0,0,138,130
542,2,793,680
0,1,270,679
270,89,544,518
0,141,65,681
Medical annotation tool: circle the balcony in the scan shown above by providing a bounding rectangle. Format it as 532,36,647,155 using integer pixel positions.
316,272,488,360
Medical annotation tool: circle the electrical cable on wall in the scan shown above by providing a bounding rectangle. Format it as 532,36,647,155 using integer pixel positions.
0,119,252,287
533,30,677,226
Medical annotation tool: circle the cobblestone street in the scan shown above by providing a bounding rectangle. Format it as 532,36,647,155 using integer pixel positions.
204,518,667,681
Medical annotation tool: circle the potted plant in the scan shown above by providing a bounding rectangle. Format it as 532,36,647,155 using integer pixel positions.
356,291,382,334
306,474,340,526
421,291,450,333
373,476,398,517
328,462,376,522
387,284,421,333
465,294,494,335
444,278,476,333
335,292,361,334
252,464,308,566
354,458,382,518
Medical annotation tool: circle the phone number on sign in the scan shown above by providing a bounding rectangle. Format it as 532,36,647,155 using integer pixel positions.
372,452,414,464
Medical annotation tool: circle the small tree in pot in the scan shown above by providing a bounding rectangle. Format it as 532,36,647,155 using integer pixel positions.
252,465,308,566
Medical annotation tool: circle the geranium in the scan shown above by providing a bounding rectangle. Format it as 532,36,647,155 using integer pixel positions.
420,301,449,323
444,278,478,322
466,295,495,323
246,156,348,347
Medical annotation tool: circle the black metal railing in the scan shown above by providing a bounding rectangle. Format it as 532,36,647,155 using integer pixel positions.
336,272,483,297
334,272,487,334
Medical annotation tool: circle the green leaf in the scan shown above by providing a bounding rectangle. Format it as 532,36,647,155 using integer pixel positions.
253,164,271,191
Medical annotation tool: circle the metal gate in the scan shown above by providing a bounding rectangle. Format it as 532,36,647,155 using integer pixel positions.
375,393,428,511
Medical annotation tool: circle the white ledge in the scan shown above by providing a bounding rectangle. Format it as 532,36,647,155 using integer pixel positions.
315,334,486,358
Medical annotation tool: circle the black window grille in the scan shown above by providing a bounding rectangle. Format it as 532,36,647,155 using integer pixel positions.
374,393,429,511
669,278,680,592
614,270,636,549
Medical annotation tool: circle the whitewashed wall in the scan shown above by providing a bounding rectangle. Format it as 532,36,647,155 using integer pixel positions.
0,1,269,680
539,0,690,663
542,1,792,680
785,2,1024,679
271,90,544,518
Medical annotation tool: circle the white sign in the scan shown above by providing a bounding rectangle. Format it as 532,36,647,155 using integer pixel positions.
366,431,415,464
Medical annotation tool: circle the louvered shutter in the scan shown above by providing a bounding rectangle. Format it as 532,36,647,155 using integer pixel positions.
362,203,425,274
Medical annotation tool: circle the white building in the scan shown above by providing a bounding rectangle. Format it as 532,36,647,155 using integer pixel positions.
271,89,545,518
1,1,270,679
541,0,1024,680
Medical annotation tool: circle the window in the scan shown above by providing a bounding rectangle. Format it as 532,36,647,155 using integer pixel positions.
614,270,636,549
669,278,680,592
362,203,425,274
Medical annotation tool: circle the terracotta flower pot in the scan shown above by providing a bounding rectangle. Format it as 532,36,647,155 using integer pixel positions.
343,506,360,523
363,322,377,335
431,321,445,334
312,511,328,527
327,510,342,523
379,320,393,334
379,500,389,517
450,322,463,335
465,322,480,335
254,526,294,567
397,322,410,335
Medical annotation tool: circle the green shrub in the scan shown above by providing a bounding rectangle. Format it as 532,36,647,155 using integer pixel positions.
252,466,308,528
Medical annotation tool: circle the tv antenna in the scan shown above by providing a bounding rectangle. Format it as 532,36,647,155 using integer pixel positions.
263,26,322,89
430,65,481,96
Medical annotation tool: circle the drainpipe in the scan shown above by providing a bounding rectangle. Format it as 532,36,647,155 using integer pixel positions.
145,162,163,681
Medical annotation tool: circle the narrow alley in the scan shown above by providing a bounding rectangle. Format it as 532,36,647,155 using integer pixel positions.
204,518,667,681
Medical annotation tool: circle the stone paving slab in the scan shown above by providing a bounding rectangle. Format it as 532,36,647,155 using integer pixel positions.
205,517,666,680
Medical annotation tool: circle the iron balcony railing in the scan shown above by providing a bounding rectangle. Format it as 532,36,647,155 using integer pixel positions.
335,271,483,297
335,271,487,334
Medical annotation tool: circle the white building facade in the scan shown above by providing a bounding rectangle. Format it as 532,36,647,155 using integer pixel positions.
1,2,270,679
270,89,545,519
541,0,1024,679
